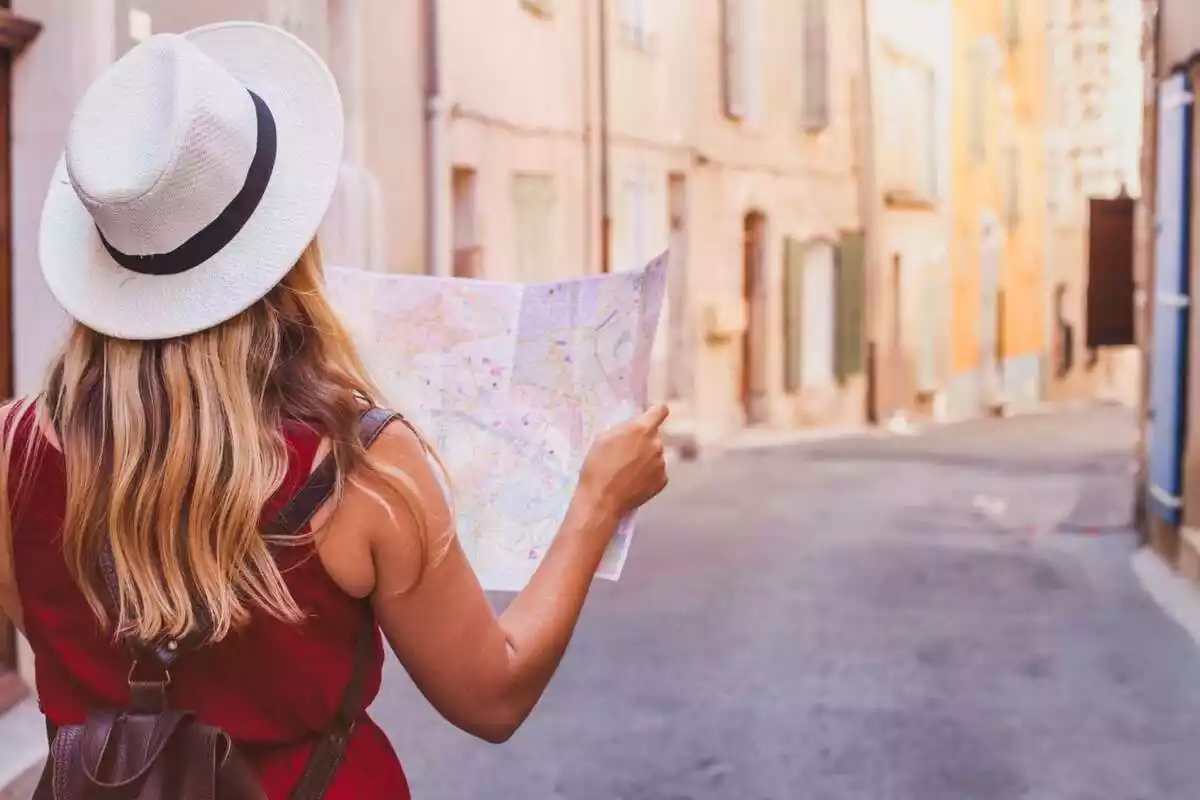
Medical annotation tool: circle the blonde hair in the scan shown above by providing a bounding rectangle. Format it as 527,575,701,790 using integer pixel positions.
8,240,438,644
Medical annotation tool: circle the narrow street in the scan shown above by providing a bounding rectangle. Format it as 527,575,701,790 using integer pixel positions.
372,406,1200,800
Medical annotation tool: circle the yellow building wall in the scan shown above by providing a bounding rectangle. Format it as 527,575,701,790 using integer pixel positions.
949,0,1000,375
1002,1,1048,363
949,0,1047,406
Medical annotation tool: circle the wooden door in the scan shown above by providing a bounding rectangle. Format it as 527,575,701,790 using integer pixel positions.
0,47,16,705
741,213,767,424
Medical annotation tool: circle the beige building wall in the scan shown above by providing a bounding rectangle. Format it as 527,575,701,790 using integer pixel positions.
687,0,863,438
870,0,953,418
112,1,426,275
441,0,590,283
1044,0,1142,408
605,0,695,416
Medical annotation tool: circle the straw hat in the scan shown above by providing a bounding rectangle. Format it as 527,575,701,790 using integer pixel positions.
39,22,344,340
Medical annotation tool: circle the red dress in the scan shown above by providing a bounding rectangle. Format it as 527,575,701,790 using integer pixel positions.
8,408,411,799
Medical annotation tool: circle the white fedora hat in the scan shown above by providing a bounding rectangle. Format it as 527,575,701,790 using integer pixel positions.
39,22,344,341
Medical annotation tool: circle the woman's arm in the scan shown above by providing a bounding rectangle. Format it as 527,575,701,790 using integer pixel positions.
337,406,668,743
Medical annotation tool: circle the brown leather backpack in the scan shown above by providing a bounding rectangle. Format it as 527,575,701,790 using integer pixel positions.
33,407,399,800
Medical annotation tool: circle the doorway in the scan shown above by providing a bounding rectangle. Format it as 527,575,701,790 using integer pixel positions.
741,211,768,425
979,215,1003,405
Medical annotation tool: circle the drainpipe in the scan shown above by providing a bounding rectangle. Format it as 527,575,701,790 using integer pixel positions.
422,0,451,276
598,0,612,273
857,0,884,423
582,0,594,272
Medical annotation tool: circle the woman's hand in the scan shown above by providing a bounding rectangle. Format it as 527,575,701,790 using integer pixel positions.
576,404,670,522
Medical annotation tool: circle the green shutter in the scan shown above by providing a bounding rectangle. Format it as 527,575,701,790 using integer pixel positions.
834,231,866,381
783,237,805,392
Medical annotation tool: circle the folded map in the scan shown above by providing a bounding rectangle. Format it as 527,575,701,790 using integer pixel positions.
324,253,668,591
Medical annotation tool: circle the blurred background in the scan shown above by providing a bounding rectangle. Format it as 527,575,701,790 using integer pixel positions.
7,2,1200,799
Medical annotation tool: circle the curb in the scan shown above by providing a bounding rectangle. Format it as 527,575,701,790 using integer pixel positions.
1132,547,1200,647
0,699,46,799
662,399,1124,463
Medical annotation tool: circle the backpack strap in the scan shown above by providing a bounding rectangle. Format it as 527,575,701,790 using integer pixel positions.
64,407,401,799
276,406,400,800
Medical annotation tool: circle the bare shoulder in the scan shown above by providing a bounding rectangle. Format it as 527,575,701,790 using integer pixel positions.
315,414,452,599
358,415,451,540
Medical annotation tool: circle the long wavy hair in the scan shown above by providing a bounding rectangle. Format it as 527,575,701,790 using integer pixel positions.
4,239,439,645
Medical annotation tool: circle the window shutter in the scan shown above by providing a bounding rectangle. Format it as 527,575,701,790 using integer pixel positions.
1086,197,1135,347
513,173,555,282
1005,142,1020,228
834,231,866,380
969,42,986,163
802,0,830,132
1004,0,1020,49
923,68,938,200
783,237,806,392
722,0,746,119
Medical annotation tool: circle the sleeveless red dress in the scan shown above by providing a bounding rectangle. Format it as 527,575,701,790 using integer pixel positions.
8,408,411,799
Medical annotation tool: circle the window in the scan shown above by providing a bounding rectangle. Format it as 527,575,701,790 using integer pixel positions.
619,0,654,50
1003,141,1020,228
520,0,553,17
801,0,830,132
722,0,746,119
880,53,938,204
512,173,557,282
721,0,760,121
1004,0,1020,49
969,40,989,164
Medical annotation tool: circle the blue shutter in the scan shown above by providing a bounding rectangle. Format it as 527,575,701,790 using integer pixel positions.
1148,73,1194,524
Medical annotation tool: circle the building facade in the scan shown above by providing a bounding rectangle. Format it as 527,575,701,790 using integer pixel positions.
0,0,868,698
1044,0,1143,407
866,0,953,423
684,0,864,439
1139,0,1200,582
947,0,1049,418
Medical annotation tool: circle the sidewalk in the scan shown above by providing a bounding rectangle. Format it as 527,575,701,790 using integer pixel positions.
0,699,45,800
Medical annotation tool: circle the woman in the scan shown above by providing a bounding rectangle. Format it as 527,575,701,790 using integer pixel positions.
0,22,668,799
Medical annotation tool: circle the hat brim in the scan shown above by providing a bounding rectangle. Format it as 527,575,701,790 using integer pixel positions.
39,22,345,341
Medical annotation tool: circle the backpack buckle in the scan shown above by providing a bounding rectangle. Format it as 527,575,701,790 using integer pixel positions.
127,657,171,713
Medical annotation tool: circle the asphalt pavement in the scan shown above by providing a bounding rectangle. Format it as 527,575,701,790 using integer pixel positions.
371,406,1200,800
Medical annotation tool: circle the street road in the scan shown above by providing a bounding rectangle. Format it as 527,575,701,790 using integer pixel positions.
372,406,1200,799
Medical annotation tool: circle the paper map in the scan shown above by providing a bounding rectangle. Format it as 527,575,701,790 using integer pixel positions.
324,253,668,591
